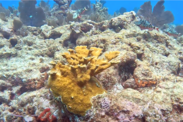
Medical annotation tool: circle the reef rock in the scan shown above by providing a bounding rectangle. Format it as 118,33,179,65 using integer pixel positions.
0,9,183,122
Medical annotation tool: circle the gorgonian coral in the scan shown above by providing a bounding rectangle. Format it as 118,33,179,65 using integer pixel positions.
137,0,174,27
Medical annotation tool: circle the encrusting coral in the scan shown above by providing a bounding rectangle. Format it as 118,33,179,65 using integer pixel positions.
133,61,157,87
47,46,120,115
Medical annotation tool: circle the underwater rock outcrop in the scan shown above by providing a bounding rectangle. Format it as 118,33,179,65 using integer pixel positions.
0,6,183,121
47,46,120,115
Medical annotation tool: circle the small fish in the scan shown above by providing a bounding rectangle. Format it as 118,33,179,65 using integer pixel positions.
166,32,180,38
139,25,159,31
135,20,159,31
78,7,87,19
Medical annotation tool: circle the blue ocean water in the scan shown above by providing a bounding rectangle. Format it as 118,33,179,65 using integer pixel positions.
0,0,182,25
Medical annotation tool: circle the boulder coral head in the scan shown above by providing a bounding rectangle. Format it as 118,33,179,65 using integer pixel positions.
47,46,120,116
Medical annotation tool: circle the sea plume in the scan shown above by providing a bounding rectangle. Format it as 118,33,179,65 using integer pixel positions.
137,0,174,27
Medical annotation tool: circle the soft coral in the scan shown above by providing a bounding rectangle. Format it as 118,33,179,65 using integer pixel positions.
137,0,174,27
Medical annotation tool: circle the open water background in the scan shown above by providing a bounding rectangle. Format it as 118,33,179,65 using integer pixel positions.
0,0,182,25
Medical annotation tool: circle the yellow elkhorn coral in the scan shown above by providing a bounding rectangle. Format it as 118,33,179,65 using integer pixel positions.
47,46,120,115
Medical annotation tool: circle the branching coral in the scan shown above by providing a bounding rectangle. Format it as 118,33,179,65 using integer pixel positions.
137,0,174,27
71,0,91,10
47,46,120,115
54,0,72,10
89,1,110,22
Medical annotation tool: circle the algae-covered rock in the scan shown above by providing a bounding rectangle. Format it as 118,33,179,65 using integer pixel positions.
110,11,136,32
0,47,17,58
0,80,12,92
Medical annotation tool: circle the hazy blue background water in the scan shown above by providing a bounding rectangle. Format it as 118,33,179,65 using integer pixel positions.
0,0,182,25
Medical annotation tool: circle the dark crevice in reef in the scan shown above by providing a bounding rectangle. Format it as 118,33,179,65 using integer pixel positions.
137,53,143,60
63,39,72,47
118,63,136,81
0,86,7,92
9,38,18,47
63,31,80,48
118,53,137,81
164,52,170,57
1,31,11,39
48,31,62,39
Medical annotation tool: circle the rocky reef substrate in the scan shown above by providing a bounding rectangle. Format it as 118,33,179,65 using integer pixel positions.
0,11,183,121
